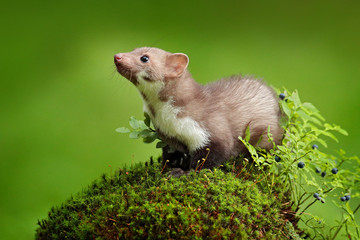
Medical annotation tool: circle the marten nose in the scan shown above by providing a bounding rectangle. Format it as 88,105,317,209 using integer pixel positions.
114,54,122,62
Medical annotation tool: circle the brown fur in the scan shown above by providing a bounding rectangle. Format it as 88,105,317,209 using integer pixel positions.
114,47,283,170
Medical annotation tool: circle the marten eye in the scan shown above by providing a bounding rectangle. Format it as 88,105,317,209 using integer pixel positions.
140,55,149,63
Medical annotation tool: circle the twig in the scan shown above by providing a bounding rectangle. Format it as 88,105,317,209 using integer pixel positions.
331,203,360,240
161,160,169,174
298,199,317,217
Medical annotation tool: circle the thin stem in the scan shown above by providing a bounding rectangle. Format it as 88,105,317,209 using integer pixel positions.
323,187,334,194
331,214,345,240
298,172,303,203
279,151,311,177
353,203,360,214
235,159,249,178
331,204,360,240
160,160,169,174
337,158,346,168
298,199,317,217
299,193,312,206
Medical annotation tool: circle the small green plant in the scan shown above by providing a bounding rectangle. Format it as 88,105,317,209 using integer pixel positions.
116,113,167,148
239,89,360,239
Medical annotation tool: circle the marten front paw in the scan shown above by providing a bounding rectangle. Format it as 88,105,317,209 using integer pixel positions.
162,146,190,170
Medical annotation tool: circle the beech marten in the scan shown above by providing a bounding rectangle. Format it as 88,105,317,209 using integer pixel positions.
114,47,283,170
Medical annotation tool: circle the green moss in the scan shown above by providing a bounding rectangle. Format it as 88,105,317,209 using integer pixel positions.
35,158,300,239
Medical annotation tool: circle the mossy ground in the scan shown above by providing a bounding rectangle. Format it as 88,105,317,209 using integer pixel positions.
35,157,301,239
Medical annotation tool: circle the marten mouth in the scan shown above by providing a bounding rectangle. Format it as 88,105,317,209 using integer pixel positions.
114,62,138,85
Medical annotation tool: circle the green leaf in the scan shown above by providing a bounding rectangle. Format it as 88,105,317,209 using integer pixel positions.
316,138,328,148
138,121,149,130
288,173,294,180
280,100,291,118
302,102,319,113
245,126,251,142
334,124,348,136
337,149,346,156
115,127,130,133
306,180,319,188
319,130,338,142
297,109,311,122
143,132,158,143
257,135,264,146
238,136,258,158
345,202,355,219
312,112,325,121
290,90,301,108
144,112,151,127
308,116,322,126
129,117,140,129
156,141,167,148
139,129,153,138
129,131,139,139
297,108,322,125
277,145,290,154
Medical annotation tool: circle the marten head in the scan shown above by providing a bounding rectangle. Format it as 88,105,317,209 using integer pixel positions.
114,47,189,85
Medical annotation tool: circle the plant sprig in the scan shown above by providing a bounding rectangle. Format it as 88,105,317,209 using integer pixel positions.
116,113,167,148
240,88,358,239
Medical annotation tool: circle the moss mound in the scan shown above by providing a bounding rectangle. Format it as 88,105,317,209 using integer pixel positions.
35,158,300,239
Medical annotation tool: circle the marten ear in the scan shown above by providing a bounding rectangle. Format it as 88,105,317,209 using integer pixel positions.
165,53,189,78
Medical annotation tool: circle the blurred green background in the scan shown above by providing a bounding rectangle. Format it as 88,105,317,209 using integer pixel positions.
1,0,359,239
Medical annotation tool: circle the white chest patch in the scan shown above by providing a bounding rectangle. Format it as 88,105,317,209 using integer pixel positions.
136,72,210,152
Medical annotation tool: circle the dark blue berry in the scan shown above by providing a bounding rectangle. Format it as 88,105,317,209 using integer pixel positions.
345,195,351,201
279,93,286,100
315,167,321,173
312,144,319,150
298,161,305,168
275,156,281,162
331,168,338,174
340,196,346,202
313,193,319,198
321,171,326,178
